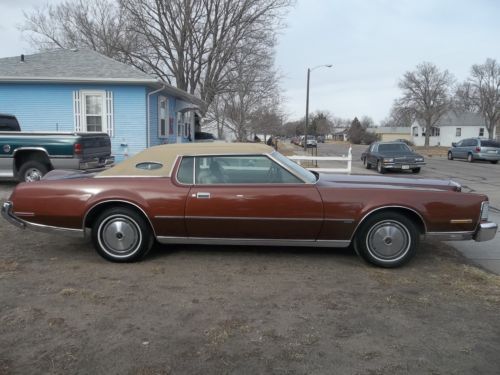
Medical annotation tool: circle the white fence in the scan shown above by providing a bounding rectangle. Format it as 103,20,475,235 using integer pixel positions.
289,147,352,174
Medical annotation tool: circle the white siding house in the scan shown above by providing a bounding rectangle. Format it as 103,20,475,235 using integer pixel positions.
410,112,495,147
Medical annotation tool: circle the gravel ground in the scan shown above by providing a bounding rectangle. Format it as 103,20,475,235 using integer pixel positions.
2,171,500,374
1,214,500,374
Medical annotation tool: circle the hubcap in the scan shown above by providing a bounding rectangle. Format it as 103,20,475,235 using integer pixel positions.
99,215,141,256
25,168,42,182
366,220,410,261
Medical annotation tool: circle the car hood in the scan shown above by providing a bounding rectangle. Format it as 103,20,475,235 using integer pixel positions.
318,174,461,192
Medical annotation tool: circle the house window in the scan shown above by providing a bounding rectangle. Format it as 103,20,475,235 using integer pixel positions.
158,96,168,138
479,128,484,137
431,127,440,136
412,127,418,136
456,128,461,137
83,91,106,132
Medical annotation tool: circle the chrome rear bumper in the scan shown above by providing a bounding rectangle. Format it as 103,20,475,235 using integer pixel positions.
1,201,84,237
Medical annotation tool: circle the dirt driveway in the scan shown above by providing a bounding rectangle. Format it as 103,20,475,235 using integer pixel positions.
1,183,500,374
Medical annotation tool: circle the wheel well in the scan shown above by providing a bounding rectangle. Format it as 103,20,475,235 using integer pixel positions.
83,201,155,235
353,207,426,239
14,151,52,175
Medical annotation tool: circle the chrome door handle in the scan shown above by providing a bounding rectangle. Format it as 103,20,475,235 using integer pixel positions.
196,192,211,199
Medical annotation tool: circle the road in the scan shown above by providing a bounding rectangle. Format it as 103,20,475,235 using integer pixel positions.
306,142,500,274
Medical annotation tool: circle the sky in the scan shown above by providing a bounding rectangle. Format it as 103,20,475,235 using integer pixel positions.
1,0,499,123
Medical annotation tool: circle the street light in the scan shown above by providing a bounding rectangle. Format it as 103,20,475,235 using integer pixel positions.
304,64,333,150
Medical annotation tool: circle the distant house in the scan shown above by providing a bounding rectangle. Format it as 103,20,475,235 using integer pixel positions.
370,127,411,142
410,112,494,147
0,49,205,161
331,128,348,141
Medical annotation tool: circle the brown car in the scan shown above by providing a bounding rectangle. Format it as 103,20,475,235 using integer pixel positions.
2,143,497,267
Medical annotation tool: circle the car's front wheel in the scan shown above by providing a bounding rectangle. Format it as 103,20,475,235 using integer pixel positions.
376,160,385,174
92,207,154,262
354,211,419,268
411,167,421,173
447,151,453,160
491,160,498,164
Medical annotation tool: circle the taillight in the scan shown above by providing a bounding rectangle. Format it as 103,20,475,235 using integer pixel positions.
475,147,481,152
74,143,82,155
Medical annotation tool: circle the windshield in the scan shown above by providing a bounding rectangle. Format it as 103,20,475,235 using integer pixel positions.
378,143,411,152
271,151,317,183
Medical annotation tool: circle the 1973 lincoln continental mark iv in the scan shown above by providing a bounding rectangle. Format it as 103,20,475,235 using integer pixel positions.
2,143,497,267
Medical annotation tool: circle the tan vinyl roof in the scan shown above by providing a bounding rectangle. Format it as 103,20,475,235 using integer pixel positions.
97,142,274,178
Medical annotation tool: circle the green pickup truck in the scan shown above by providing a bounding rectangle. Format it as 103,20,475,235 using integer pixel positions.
0,114,114,182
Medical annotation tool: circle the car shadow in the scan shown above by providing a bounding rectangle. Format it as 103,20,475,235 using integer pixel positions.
148,242,358,262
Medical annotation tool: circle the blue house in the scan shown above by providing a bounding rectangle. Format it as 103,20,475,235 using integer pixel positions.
0,49,205,161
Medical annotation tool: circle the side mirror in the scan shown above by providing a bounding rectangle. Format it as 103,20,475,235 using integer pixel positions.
451,142,457,147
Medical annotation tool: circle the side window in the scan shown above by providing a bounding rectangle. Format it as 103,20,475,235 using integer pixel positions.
195,155,302,184
456,140,463,147
177,156,194,184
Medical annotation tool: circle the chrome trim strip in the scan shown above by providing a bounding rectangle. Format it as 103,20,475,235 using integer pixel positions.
425,231,475,241
350,205,428,241
82,199,157,238
2,201,83,237
154,215,183,219
157,236,351,248
184,216,324,221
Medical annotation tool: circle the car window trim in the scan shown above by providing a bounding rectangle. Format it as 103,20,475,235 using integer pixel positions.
173,153,312,186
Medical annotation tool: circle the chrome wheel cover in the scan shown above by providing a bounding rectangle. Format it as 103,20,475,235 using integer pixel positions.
98,214,142,258
366,220,411,262
25,168,43,182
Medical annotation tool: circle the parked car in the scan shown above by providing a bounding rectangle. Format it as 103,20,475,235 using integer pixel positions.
361,141,425,174
317,135,326,143
300,135,317,148
2,143,496,268
194,131,216,142
0,114,114,182
448,138,500,164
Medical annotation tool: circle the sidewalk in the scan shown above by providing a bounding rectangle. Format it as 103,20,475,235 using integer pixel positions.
447,211,500,275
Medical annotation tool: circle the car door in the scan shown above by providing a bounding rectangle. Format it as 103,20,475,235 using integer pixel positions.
181,154,324,240
454,140,465,158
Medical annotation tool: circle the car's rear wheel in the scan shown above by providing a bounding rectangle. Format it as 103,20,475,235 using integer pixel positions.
18,161,49,182
490,160,498,164
363,157,371,169
467,153,474,163
92,207,154,262
354,211,419,268
376,160,385,174
411,167,421,173
447,151,453,160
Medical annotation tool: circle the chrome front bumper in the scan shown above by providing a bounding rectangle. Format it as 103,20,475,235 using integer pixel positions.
473,222,498,242
1,201,84,237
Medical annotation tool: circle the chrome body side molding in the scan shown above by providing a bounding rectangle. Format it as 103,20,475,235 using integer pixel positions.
156,236,351,248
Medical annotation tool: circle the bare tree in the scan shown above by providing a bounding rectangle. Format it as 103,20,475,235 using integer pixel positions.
380,104,414,127
394,62,454,146
23,0,292,108
455,58,500,139
22,0,135,62
218,40,282,141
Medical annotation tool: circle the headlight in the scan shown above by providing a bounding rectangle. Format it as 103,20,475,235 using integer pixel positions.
384,158,394,163
480,201,489,221
415,157,424,162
